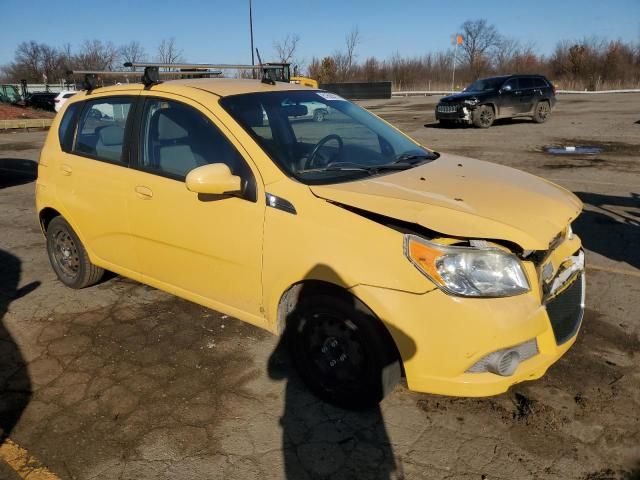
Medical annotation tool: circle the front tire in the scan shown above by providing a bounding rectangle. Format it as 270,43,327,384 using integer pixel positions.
313,110,325,122
46,216,104,289
288,292,400,410
473,105,495,128
533,101,551,123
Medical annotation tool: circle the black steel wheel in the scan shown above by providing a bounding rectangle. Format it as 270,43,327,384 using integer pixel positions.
288,291,400,410
473,105,495,128
533,101,551,123
46,217,104,289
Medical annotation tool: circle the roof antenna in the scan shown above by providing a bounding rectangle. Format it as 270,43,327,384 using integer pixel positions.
256,48,275,85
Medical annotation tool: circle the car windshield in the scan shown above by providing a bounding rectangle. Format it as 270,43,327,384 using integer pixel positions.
220,91,437,185
464,77,506,92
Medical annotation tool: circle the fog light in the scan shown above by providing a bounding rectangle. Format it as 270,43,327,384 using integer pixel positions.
487,350,520,376
467,339,537,376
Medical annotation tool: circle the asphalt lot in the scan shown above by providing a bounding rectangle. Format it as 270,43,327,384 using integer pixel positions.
0,93,639,480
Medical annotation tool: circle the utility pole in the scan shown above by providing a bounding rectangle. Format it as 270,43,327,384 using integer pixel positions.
452,34,463,94
249,0,255,78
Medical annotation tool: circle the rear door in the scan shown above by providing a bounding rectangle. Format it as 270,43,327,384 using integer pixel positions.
54,94,141,274
517,77,536,113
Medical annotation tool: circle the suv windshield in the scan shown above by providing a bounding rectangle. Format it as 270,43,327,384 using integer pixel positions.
464,77,507,92
220,91,437,185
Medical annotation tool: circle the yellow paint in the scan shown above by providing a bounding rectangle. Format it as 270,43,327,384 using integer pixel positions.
0,438,60,480
36,78,586,397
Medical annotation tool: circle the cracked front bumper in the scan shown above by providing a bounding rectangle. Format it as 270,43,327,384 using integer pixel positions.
350,237,585,397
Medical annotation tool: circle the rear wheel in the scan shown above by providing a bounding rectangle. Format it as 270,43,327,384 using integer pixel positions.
46,217,104,289
288,292,400,410
313,110,326,122
473,105,495,128
533,101,551,123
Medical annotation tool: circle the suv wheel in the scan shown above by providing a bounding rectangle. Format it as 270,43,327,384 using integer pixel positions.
533,101,551,123
473,105,495,128
46,217,104,289
288,292,400,410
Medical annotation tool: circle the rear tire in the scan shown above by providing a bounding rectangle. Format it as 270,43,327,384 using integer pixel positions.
313,110,325,122
46,216,104,289
287,292,400,410
533,101,551,123
473,105,495,128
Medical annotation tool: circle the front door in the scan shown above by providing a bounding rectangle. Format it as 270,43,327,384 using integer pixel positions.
497,78,519,117
127,95,266,324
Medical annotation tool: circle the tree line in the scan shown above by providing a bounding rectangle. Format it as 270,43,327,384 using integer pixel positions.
0,38,183,84
3,19,640,91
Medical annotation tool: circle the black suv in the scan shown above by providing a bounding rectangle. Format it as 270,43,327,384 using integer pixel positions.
435,74,556,128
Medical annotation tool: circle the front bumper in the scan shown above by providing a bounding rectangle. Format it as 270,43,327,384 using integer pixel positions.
350,237,585,397
435,104,472,122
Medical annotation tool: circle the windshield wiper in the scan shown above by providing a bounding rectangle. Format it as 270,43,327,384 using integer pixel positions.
393,152,439,164
296,161,417,175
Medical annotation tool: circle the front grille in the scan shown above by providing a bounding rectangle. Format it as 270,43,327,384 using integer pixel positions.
545,273,584,345
437,105,458,113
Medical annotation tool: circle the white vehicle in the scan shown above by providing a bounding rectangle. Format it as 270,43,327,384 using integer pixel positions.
54,90,76,113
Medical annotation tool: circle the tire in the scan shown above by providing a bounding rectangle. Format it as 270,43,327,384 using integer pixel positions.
313,110,325,122
287,291,401,410
46,216,104,289
533,100,551,123
473,105,495,128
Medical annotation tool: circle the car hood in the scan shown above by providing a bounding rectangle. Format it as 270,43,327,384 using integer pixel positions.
309,154,582,250
439,91,491,103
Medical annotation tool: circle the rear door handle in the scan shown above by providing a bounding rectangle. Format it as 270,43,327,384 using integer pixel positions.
60,164,72,176
135,185,153,199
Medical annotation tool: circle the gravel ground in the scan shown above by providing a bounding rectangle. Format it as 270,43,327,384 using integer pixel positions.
0,92,638,480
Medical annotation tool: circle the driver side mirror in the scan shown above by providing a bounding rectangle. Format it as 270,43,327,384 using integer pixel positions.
501,84,512,93
185,163,241,195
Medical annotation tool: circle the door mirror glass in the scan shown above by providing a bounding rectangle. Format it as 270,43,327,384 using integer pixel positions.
185,163,241,195
502,84,512,92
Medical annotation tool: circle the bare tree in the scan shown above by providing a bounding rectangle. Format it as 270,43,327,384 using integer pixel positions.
120,41,146,68
273,33,301,64
344,27,362,76
157,38,184,65
75,40,120,70
459,19,501,78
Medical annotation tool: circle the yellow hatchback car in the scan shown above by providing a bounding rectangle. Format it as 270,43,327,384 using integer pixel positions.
36,74,585,409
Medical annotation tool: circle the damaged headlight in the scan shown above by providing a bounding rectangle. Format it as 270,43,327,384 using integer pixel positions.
404,235,530,297
463,98,479,106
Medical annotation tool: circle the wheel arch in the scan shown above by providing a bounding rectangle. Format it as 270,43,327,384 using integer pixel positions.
38,207,62,233
276,280,403,366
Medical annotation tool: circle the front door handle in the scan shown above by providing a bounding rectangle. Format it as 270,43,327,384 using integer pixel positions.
135,185,153,199
60,164,72,176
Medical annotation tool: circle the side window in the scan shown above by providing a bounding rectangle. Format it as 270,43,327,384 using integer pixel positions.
519,77,535,89
503,78,519,90
73,97,133,164
58,102,80,152
139,98,256,199
534,77,548,88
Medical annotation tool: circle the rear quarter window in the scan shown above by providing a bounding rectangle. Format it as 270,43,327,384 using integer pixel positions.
58,102,81,152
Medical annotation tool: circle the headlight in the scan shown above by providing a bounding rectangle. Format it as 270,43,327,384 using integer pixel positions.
463,98,479,106
404,235,530,297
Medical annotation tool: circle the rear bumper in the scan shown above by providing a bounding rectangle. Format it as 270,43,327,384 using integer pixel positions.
350,240,584,397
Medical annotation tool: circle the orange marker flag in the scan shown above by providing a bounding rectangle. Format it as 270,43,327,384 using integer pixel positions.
456,35,463,45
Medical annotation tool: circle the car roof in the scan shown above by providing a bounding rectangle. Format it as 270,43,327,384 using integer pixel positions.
71,78,313,99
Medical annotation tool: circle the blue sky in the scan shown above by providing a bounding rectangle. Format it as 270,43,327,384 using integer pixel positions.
1,0,638,68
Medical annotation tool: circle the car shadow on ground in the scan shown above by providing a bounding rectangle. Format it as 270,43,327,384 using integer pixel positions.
0,249,39,444
267,266,416,479
423,118,535,129
573,192,640,270
0,159,38,189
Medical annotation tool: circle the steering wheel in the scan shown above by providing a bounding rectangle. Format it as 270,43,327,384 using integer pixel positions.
305,134,344,169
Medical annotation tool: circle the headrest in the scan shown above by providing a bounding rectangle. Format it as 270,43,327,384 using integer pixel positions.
157,109,189,141
98,125,124,146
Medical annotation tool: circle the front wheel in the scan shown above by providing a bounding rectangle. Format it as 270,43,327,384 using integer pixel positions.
533,101,551,123
313,110,326,122
288,292,401,410
473,105,495,128
46,216,104,289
